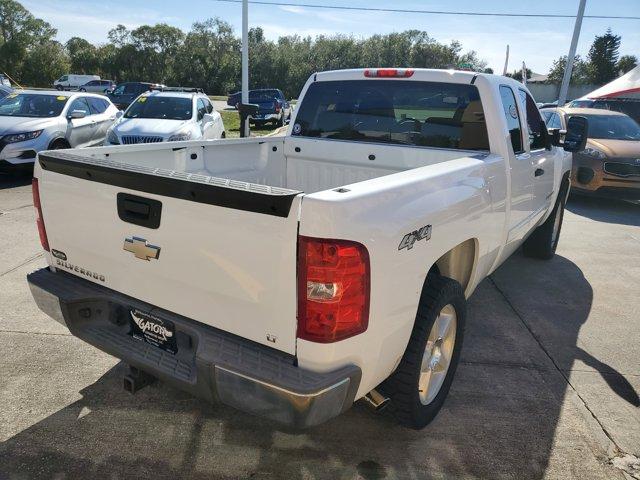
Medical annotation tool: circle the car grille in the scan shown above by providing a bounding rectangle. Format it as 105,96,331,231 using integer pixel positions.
603,162,640,178
121,135,164,145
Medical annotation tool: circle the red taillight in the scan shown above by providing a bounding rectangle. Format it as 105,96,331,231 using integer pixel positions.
364,68,414,78
32,178,49,251
297,236,370,343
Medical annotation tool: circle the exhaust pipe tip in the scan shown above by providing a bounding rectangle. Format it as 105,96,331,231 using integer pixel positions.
363,389,390,411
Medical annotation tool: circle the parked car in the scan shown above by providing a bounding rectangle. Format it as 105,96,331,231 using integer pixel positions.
27,68,586,429
248,89,291,127
0,85,12,99
0,90,119,172
542,106,640,199
53,74,100,91
227,89,292,126
107,82,162,110
79,79,116,94
105,88,224,145
0,74,11,87
227,90,241,107
567,98,640,124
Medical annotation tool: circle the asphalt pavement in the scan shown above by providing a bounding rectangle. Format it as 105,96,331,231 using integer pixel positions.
1,173,639,480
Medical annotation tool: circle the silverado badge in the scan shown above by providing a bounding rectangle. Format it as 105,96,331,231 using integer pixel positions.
123,236,161,261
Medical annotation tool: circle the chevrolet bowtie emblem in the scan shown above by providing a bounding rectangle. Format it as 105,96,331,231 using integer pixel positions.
123,237,161,261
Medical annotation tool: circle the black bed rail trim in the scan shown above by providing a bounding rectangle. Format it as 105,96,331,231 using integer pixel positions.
38,151,301,217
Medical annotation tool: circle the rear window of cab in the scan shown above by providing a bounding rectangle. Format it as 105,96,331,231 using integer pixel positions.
292,80,489,151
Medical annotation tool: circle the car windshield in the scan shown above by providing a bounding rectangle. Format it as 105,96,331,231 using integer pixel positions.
124,96,192,120
578,114,640,141
293,80,489,150
249,90,279,102
0,93,68,118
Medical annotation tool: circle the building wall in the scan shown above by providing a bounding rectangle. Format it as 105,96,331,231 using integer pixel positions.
527,84,603,104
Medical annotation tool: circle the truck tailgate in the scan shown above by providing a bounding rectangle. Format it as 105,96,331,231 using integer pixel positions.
36,151,303,354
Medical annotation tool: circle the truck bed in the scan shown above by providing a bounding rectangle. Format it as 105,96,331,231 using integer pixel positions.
73,136,476,194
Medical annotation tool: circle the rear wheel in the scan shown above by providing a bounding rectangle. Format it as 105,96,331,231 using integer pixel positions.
380,274,466,429
79,88,86,92
522,191,566,260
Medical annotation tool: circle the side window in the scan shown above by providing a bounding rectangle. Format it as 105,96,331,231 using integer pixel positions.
499,86,523,154
197,98,207,120
87,97,108,114
68,97,91,116
549,113,562,129
205,99,213,114
518,89,546,150
123,84,137,94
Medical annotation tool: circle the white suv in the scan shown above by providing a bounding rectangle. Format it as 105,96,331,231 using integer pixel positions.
105,89,225,145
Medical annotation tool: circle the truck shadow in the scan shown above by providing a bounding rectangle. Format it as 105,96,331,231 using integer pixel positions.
566,194,640,227
0,253,634,479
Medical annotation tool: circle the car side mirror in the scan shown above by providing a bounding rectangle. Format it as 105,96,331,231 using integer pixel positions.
202,113,214,123
563,116,589,152
106,89,113,95
115,110,123,119
547,127,561,147
540,120,552,150
68,110,86,119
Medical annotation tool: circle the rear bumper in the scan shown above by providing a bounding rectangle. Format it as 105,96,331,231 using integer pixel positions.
27,268,361,428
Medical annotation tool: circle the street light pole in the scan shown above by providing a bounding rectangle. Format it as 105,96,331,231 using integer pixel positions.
558,0,586,106
241,0,249,137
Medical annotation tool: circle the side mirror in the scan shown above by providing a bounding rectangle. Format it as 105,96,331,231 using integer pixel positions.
115,110,123,119
547,128,562,147
563,116,589,152
106,89,113,95
540,119,552,150
202,113,214,123
68,110,86,119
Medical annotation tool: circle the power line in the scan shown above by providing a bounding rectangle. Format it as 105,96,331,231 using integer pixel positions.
212,0,640,20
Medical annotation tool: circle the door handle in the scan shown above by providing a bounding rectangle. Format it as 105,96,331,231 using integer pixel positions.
534,168,545,177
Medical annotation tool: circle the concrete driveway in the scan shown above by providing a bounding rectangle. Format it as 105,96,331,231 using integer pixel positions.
1,174,638,480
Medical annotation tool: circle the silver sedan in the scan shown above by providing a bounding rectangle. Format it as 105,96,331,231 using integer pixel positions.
0,90,121,172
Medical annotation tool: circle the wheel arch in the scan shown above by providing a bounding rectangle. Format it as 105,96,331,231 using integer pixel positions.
432,238,479,298
47,137,70,149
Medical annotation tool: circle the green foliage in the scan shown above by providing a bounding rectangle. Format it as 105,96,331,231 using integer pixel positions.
587,29,621,84
617,55,637,76
547,55,590,85
0,0,57,86
547,30,635,86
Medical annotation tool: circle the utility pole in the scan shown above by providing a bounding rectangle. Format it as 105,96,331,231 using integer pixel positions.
558,0,586,106
503,45,509,76
241,0,249,137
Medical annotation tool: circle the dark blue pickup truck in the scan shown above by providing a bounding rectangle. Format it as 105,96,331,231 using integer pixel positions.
227,88,291,127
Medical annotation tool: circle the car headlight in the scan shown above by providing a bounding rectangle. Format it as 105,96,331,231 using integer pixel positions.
582,147,606,160
106,128,120,145
168,131,192,142
2,130,43,144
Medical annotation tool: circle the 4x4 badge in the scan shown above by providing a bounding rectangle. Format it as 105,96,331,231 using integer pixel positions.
123,237,161,261
398,225,432,251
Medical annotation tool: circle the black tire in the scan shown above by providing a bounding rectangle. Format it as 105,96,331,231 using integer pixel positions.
522,190,566,260
56,85,63,91
48,139,70,150
79,88,86,92
380,274,466,429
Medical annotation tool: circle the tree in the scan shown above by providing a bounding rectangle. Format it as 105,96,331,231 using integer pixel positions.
617,55,637,76
587,28,621,84
508,68,532,82
0,0,58,84
21,40,69,86
547,55,590,85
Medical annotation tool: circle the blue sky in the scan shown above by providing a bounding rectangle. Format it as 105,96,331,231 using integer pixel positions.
22,0,640,74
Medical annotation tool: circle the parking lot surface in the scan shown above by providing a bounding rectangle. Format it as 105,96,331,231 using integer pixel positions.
1,174,639,480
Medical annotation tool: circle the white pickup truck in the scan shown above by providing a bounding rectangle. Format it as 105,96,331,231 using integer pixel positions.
27,69,588,429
